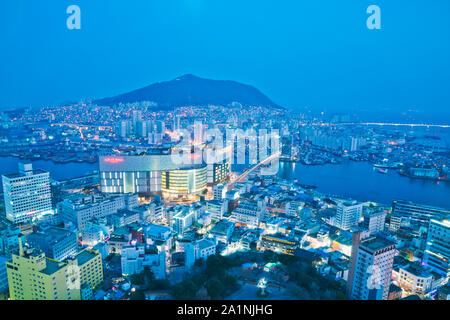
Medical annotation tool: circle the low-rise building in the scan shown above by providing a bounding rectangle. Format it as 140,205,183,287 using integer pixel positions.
260,233,298,255
209,220,235,244
121,244,166,280
59,194,138,230
26,226,78,262
397,263,433,297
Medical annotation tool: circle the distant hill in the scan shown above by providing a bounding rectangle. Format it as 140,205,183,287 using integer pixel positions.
94,74,282,109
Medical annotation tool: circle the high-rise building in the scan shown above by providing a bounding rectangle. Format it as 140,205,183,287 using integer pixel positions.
136,120,147,138
193,121,205,144
335,200,363,231
117,120,130,139
392,200,449,227
6,241,81,300
361,210,387,234
132,110,142,129
2,163,53,224
162,165,207,201
347,233,396,300
207,161,230,185
73,249,104,290
424,217,450,280
173,115,181,132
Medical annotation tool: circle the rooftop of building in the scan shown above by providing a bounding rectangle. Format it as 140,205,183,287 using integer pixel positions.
438,285,450,295
262,233,297,243
401,294,422,300
60,193,124,208
360,235,396,252
144,223,171,237
75,250,99,266
2,169,49,179
197,238,215,250
27,226,75,244
41,258,67,275
393,200,450,212
339,200,359,207
111,226,130,236
112,208,139,218
401,263,433,278
210,220,234,235
389,283,402,292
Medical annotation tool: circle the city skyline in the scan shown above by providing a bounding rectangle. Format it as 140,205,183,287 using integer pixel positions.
0,0,449,305
1,1,450,123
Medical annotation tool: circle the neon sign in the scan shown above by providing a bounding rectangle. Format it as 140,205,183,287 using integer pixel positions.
104,157,125,164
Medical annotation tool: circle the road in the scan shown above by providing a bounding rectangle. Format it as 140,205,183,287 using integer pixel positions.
229,152,281,188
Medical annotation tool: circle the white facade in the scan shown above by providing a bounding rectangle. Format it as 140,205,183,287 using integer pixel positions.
185,239,216,269
349,236,396,300
59,194,138,230
2,163,52,224
232,199,266,227
205,200,227,220
398,265,433,296
171,206,196,234
82,224,107,247
214,183,228,200
286,201,304,217
362,210,387,234
335,201,363,231
121,244,166,279
424,218,450,279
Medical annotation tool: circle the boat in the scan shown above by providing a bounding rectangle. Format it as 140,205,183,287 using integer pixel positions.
376,168,388,174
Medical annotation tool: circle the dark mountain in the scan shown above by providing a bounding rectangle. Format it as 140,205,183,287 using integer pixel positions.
94,74,281,109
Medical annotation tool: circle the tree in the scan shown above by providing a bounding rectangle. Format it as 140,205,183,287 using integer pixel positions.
142,266,154,287
206,255,231,277
206,278,225,299
172,280,198,300
221,274,237,288
130,273,145,286
148,279,171,290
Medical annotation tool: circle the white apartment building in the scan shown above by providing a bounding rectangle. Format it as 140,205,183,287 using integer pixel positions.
58,193,138,230
121,244,166,280
232,199,266,228
335,200,363,231
348,235,396,300
362,210,387,234
171,206,196,235
2,163,53,224
205,200,227,220
213,183,228,200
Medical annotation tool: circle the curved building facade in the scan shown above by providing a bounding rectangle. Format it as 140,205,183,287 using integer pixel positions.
99,155,211,202
162,166,207,199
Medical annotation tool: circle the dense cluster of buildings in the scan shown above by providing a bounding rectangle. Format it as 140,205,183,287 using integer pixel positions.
0,104,449,300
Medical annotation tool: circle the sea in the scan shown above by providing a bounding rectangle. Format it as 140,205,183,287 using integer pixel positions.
1,155,449,209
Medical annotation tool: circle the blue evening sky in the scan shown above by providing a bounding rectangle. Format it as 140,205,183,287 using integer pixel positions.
0,0,449,120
